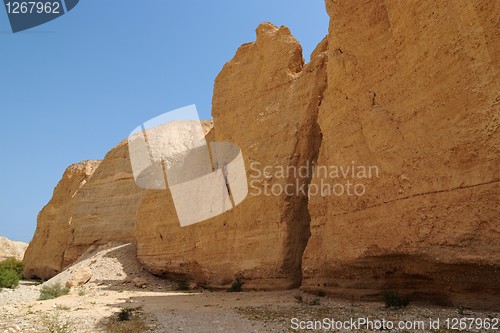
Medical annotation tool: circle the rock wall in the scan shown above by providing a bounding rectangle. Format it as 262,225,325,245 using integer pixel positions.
23,161,100,279
25,0,499,308
301,0,500,308
24,141,148,279
136,0,498,306
0,237,28,261
135,23,328,290
62,141,147,266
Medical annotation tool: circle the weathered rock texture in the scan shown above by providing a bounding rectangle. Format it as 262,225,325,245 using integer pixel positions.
62,141,148,266
136,0,499,307
24,122,216,280
24,140,149,279
301,0,500,308
23,161,100,279
0,237,28,261
135,23,328,290
26,0,499,308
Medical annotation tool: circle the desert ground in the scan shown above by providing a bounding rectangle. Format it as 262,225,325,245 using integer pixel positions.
2,283,499,333
1,244,497,333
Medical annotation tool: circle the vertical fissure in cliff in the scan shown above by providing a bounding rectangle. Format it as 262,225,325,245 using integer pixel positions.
281,39,328,287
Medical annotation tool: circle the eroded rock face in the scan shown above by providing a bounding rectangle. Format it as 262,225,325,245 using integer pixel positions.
23,161,100,279
0,237,28,261
135,23,328,290
301,0,500,308
24,141,150,279
62,141,148,266
25,0,499,308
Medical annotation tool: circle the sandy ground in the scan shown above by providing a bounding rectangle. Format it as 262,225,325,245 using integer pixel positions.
1,284,499,333
1,244,497,332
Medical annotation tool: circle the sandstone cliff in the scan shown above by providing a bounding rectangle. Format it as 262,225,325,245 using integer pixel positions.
24,140,148,279
135,23,327,290
301,0,500,308
23,161,100,279
0,237,28,261
136,0,499,306
24,123,214,280
61,141,148,266
24,0,499,308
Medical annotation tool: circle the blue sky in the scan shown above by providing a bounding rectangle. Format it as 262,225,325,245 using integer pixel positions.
0,1,329,243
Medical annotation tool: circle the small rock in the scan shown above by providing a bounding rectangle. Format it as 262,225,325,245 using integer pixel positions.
65,268,93,288
133,277,147,288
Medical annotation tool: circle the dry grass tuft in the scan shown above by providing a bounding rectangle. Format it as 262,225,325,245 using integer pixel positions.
103,307,151,333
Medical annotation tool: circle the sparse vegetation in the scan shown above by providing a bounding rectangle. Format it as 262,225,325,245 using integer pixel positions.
227,278,244,292
176,279,190,291
294,294,322,306
41,311,73,333
0,258,24,289
0,268,21,289
0,258,24,276
382,290,410,308
317,290,326,297
78,289,86,296
103,307,150,333
39,283,70,301
118,308,132,321
309,298,321,306
55,304,71,311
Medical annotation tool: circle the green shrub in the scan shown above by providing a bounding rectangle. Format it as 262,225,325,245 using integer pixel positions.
382,290,410,308
0,258,24,276
0,258,23,289
227,278,244,292
0,268,20,289
39,283,70,301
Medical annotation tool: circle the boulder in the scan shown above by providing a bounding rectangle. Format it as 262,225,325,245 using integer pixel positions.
65,267,92,288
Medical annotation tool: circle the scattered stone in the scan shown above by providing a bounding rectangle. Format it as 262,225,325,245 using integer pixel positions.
133,277,147,289
65,268,93,288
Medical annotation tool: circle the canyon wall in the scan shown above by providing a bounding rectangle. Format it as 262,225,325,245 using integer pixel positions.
62,141,147,266
23,161,100,279
24,0,499,308
301,0,499,308
135,23,327,290
24,141,147,279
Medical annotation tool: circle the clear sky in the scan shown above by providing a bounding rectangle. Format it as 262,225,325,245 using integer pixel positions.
0,1,329,243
